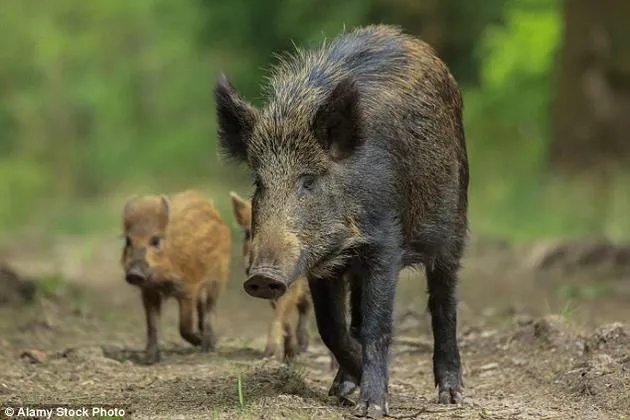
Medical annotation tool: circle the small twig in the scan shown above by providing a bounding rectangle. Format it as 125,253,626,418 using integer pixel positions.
419,406,465,413
387,409,427,419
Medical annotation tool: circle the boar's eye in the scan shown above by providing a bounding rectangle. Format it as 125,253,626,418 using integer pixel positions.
253,174,264,191
149,236,161,248
125,236,132,248
297,174,317,195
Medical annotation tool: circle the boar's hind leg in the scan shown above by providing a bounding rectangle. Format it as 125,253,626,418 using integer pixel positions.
178,294,202,347
426,254,464,404
353,252,398,419
308,276,362,386
197,283,217,352
141,288,162,364
329,271,362,403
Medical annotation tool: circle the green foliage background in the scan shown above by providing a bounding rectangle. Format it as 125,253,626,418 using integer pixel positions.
1,0,628,241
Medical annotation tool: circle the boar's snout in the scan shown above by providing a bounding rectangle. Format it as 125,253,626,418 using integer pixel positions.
244,227,304,299
244,267,288,300
125,263,149,286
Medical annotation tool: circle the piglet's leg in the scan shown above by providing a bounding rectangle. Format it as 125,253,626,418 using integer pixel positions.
197,283,217,352
141,288,162,364
178,293,202,347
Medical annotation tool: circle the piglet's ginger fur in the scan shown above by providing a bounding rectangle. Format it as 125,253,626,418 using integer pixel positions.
121,190,230,364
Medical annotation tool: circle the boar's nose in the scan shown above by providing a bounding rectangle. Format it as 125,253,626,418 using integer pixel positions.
244,267,287,300
125,266,146,286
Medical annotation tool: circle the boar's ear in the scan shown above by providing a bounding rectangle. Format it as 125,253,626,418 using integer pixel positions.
229,191,252,228
312,78,363,161
158,195,170,229
214,74,259,163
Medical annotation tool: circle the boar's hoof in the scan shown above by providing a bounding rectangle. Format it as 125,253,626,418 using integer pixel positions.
438,386,463,404
352,400,389,419
244,269,287,299
328,380,357,401
328,368,358,404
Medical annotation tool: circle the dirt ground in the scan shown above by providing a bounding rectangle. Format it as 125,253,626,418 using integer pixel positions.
0,234,629,419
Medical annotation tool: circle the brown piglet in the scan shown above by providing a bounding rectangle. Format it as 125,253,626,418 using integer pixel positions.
230,191,337,369
121,190,231,364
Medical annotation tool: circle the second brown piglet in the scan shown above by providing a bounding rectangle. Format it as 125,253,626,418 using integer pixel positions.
230,191,337,369
121,190,231,364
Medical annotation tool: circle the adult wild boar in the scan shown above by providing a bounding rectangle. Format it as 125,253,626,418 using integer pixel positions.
214,24,469,418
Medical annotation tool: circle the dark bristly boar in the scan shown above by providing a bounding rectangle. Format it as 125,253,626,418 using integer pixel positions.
230,191,338,369
121,190,231,364
214,24,469,418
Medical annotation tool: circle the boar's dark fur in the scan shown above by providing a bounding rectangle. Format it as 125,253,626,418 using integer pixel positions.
214,24,469,418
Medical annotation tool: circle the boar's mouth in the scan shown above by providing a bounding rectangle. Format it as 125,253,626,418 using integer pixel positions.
243,250,306,300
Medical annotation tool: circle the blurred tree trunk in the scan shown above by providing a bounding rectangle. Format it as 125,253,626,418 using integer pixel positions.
551,0,630,175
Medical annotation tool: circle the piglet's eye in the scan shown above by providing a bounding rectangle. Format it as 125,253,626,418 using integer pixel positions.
125,236,132,247
149,236,161,247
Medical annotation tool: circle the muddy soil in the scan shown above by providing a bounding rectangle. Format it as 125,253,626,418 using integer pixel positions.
0,236,629,419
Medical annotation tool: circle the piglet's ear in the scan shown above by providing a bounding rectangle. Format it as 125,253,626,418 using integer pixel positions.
312,78,363,161
214,74,259,163
122,195,139,231
229,191,252,228
122,195,139,219
158,195,171,229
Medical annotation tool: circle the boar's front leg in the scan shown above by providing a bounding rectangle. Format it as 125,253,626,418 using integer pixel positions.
141,288,162,364
177,294,202,347
308,275,362,389
329,270,363,403
353,248,400,419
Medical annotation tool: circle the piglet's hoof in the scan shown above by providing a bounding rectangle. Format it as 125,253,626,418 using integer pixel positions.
200,338,215,353
143,350,160,365
263,345,285,363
